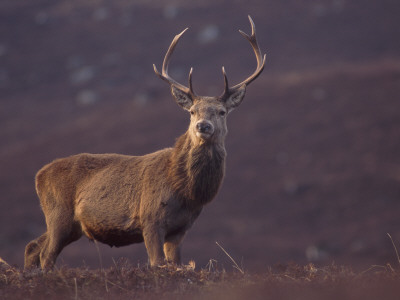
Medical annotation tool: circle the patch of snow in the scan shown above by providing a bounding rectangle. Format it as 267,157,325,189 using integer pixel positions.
163,5,179,20
197,25,219,44
34,12,49,25
76,89,98,106
93,7,109,21
70,66,95,85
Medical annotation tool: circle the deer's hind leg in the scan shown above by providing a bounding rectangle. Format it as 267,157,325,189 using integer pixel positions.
24,233,48,269
39,208,82,270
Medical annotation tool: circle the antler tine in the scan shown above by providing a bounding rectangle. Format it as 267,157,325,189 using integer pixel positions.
221,15,266,98
222,66,229,95
188,67,195,95
153,28,195,95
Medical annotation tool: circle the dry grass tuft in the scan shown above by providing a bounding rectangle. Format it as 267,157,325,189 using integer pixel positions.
0,261,399,300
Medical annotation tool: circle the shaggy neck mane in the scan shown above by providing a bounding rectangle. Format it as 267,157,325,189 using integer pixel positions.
168,132,226,208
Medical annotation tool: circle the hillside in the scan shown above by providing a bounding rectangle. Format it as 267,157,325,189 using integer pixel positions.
1,0,400,271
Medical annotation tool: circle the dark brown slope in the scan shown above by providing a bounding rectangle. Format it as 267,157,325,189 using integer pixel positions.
1,0,400,271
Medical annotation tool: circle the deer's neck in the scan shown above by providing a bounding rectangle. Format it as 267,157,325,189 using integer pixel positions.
168,132,226,207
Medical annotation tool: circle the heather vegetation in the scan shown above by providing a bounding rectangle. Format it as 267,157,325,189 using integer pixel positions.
1,258,400,300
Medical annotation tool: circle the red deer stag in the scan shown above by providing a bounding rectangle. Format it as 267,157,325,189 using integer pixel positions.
24,16,266,269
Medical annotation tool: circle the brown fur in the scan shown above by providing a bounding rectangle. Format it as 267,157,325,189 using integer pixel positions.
24,18,264,269
24,97,235,269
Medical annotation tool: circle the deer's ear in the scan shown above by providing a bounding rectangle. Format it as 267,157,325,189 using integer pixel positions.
171,85,193,110
225,85,246,111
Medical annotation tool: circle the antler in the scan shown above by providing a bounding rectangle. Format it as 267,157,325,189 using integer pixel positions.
154,16,265,100
153,28,196,96
221,15,266,99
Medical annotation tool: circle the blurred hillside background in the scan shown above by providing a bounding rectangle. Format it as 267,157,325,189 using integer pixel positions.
1,0,400,271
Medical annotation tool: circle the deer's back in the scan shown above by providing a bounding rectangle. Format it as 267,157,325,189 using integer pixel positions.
35,153,134,208
35,150,175,210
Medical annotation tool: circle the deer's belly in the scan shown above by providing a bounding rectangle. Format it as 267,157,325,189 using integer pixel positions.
82,223,143,247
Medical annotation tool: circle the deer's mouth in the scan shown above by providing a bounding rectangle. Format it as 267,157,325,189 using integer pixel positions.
196,131,213,140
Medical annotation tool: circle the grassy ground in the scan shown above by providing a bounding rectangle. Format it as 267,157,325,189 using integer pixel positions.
1,258,400,300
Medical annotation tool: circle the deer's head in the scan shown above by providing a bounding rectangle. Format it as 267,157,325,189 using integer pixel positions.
154,16,266,145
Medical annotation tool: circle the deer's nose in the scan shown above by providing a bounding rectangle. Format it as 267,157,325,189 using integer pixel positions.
196,120,214,134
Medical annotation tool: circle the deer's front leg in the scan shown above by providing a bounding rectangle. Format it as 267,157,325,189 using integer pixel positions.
143,226,165,267
164,232,185,264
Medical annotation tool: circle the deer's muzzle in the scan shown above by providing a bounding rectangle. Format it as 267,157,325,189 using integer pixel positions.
195,120,214,139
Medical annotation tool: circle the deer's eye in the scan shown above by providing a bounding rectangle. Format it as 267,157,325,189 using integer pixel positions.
219,110,226,117
190,110,195,115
